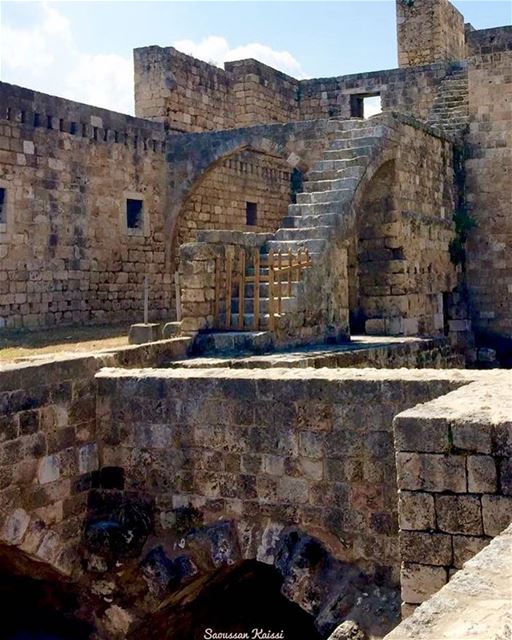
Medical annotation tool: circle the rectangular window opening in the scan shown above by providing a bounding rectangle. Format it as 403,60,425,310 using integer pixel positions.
126,198,144,230
0,188,6,224
350,93,382,119
246,202,257,226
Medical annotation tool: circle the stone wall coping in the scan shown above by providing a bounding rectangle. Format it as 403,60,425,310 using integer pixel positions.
95,366,492,384
0,337,192,392
394,373,512,430
383,522,512,640
196,230,273,246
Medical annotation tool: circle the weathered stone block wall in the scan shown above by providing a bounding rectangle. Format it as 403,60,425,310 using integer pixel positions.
393,373,512,613
384,522,512,640
465,45,512,338
134,44,454,132
134,46,236,133
396,0,465,68
134,46,301,134
0,338,190,575
176,149,292,251
225,59,300,127
352,118,458,337
96,367,475,584
298,64,450,123
0,83,172,330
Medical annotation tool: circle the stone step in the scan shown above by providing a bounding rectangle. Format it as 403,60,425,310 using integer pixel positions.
329,135,380,150
288,201,346,217
266,238,327,253
307,165,365,182
193,331,274,355
274,225,333,241
313,157,369,172
281,212,339,228
323,145,374,160
296,188,353,205
303,175,361,193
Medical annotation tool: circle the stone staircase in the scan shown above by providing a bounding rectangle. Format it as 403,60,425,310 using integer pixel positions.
225,118,386,332
427,62,469,135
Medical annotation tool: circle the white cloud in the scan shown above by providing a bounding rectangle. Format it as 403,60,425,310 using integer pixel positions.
0,2,134,114
0,5,306,115
173,36,307,79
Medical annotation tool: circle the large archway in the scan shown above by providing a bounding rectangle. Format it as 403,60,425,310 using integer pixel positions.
349,159,403,334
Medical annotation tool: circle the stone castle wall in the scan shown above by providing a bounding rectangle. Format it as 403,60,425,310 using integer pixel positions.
393,373,512,614
396,0,465,68
465,38,512,338
176,150,292,253
96,367,477,584
134,45,454,133
0,83,172,330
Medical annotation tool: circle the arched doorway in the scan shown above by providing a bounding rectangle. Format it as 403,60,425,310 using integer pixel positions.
349,160,403,335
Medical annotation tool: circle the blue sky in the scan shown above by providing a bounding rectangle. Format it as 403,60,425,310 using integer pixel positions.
1,1,510,114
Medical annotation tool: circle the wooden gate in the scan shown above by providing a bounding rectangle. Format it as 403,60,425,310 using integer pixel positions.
214,247,312,331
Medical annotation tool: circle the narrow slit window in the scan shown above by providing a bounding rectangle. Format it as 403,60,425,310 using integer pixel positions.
0,188,6,224
126,198,144,230
246,202,257,226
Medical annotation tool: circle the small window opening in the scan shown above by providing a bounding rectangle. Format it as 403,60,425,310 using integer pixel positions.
0,188,6,224
126,198,144,230
70,122,77,135
82,123,87,137
246,202,257,226
93,127,98,141
47,115,53,129
33,113,40,127
114,131,119,143
6,107,11,120
59,118,64,132
350,94,382,119
103,128,109,142
20,111,25,124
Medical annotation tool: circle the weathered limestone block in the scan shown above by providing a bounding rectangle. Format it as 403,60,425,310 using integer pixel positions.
400,531,452,566
435,495,482,535
396,452,466,492
400,562,447,604
398,491,435,531
467,455,497,493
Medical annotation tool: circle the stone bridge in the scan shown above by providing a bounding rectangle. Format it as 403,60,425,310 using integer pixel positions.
2,348,510,638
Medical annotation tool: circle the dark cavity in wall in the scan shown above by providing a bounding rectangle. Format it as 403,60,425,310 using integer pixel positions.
129,560,324,640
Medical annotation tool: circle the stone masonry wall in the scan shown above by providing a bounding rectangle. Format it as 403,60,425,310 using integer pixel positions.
396,0,465,68
352,118,458,338
393,372,512,614
0,338,190,576
96,367,479,586
465,45,512,338
0,83,171,330
134,44,454,132
176,150,291,252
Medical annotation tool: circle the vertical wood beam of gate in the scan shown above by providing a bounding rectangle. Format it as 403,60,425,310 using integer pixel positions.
214,255,221,328
287,249,292,297
238,248,246,330
268,251,275,331
277,250,283,315
226,249,233,330
253,249,260,331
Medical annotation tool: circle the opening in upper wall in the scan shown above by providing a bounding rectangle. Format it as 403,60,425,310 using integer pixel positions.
0,188,6,225
126,198,144,231
350,93,382,119
246,201,258,226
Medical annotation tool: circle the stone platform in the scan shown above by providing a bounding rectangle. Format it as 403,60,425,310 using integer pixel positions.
170,335,464,369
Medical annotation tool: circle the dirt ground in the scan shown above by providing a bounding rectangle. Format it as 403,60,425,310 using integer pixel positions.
0,324,130,363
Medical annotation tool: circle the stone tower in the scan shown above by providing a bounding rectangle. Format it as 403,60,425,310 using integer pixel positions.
396,0,466,67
